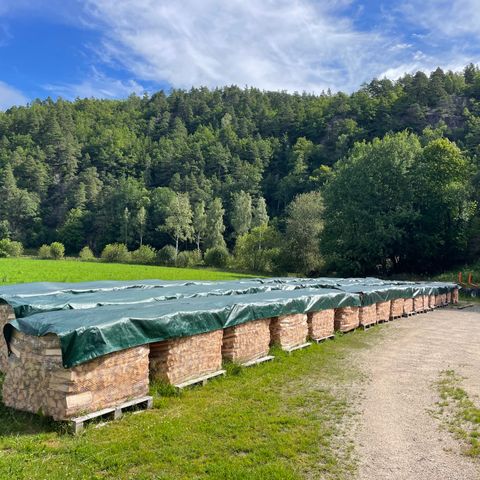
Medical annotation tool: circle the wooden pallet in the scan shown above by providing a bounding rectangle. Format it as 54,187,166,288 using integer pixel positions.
285,342,312,353
242,355,275,367
403,312,416,317
311,335,335,344
71,395,153,434
175,369,226,389
361,323,376,331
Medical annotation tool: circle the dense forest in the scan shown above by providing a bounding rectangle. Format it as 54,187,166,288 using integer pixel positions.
1,64,480,275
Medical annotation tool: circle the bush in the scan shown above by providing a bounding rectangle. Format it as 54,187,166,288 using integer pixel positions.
38,244,52,259
176,250,202,268
131,245,157,265
0,239,23,258
79,246,95,261
50,242,65,260
101,243,131,263
204,246,230,268
157,245,176,266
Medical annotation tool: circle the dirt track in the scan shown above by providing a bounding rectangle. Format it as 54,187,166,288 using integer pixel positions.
354,305,480,480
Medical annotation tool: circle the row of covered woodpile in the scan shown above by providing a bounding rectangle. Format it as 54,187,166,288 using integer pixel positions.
0,278,459,421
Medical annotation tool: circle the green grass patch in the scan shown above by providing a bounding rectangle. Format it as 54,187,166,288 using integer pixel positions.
0,258,256,285
434,370,480,458
0,328,382,480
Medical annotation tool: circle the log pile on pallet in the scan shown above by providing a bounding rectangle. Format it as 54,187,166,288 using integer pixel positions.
222,319,271,364
358,304,377,328
403,298,414,315
0,277,459,425
149,330,224,386
376,301,391,322
307,310,334,341
390,298,404,318
334,307,359,332
413,296,424,313
0,304,15,373
2,330,149,420
270,314,308,350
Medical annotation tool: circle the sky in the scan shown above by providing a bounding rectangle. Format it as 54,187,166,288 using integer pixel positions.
0,0,479,109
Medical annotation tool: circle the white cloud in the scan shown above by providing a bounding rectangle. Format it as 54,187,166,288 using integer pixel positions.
43,68,146,99
0,81,27,110
400,0,480,38
82,0,398,93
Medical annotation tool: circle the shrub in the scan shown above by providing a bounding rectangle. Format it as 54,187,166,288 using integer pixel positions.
79,246,95,261
131,245,157,265
176,250,202,268
101,243,131,263
50,242,65,260
0,239,23,258
38,244,52,259
204,246,230,268
157,245,176,266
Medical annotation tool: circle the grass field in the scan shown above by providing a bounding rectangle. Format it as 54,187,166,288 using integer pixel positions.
0,331,377,480
0,258,256,285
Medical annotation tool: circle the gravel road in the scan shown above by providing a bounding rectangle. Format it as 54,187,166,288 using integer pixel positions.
354,305,480,480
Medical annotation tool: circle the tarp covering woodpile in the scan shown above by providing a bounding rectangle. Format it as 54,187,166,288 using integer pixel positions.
4,287,361,368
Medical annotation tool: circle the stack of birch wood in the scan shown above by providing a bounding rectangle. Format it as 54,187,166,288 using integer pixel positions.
358,304,377,327
376,301,391,322
307,310,334,341
149,330,223,385
390,298,404,318
334,307,360,332
2,330,149,420
270,314,308,349
222,319,271,364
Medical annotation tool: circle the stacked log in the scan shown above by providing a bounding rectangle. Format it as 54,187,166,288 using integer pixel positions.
390,298,404,318
150,330,223,385
435,295,442,307
358,304,377,328
307,310,334,341
270,314,308,349
429,295,436,309
422,295,430,310
0,304,15,373
446,292,452,304
403,298,414,315
2,330,149,420
453,288,459,304
222,319,271,364
441,293,447,306
413,296,424,313
334,307,359,332
376,301,391,323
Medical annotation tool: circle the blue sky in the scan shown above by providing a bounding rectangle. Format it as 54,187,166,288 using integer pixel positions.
0,0,479,109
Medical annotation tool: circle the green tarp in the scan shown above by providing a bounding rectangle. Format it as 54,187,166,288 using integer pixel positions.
4,287,361,368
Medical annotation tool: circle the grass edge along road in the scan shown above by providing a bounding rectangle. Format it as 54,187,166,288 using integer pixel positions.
0,257,256,284
0,329,382,480
434,370,480,458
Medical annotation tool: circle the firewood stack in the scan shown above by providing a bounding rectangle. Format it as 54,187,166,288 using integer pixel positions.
149,330,223,385
222,319,271,364
334,307,360,332
453,288,459,304
358,304,377,327
434,295,442,307
390,299,404,318
376,301,391,322
440,293,447,305
270,314,308,349
422,295,430,310
307,310,335,341
2,330,149,420
429,295,436,309
403,298,414,315
0,304,15,373
413,296,424,313
446,292,452,303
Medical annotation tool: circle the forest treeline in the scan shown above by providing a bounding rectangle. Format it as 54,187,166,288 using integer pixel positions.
1,64,480,275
